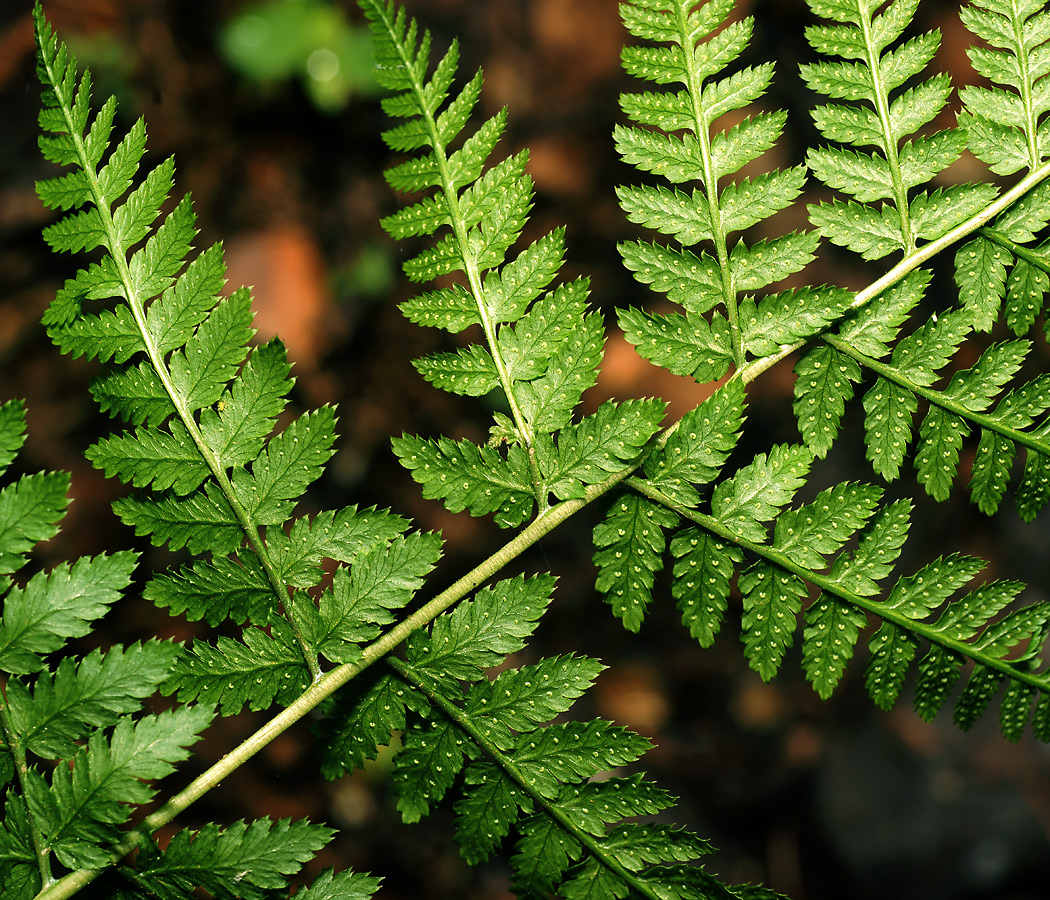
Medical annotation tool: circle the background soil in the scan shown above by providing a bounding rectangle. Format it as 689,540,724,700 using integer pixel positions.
2,1,1049,898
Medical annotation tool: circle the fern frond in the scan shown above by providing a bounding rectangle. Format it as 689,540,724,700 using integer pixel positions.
6,641,180,760
631,475,1050,739
25,705,213,869
812,321,1050,518
958,0,1050,177
803,0,998,258
361,0,611,519
377,584,736,900
616,0,818,373
955,182,1050,334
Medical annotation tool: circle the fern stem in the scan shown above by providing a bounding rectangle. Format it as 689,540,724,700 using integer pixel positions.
386,656,668,900
738,159,1050,384
824,332,1050,459
33,33,319,681
0,693,53,888
627,477,1050,695
676,4,742,368
32,465,634,900
860,6,914,254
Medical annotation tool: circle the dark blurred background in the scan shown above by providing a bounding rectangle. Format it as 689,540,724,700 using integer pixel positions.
2,1,1049,898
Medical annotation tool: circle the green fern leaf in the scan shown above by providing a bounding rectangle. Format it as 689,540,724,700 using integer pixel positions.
802,597,868,699
838,270,928,359
540,399,665,502
392,720,470,823
464,656,606,749
644,380,744,506
112,483,242,556
143,551,273,626
265,505,413,587
364,0,603,481
616,0,809,384
671,528,744,648
1005,257,1050,334
711,444,814,542
89,361,177,427
392,433,534,527
406,574,555,683
454,762,530,864
164,624,309,715
288,869,381,900
6,641,180,759
0,553,137,675
0,471,70,576
167,290,255,414
959,0,1050,176
515,309,604,434
143,242,227,354
0,401,26,473
199,338,294,469
295,532,442,665
230,407,337,524
616,307,733,383
398,284,478,332
740,285,853,357
85,421,210,495
412,346,498,397
27,704,213,869
593,494,680,631
739,563,807,681
803,0,991,258
136,817,335,900
793,343,862,458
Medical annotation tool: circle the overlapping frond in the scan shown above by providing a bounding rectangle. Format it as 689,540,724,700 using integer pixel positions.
791,267,1050,519
953,0,1050,336
958,0,1050,178
615,0,840,379
133,818,361,900
787,0,1050,518
630,459,1050,741
362,0,649,524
